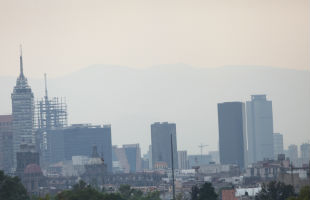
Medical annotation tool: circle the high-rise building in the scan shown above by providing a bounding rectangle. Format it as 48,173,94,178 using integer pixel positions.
246,95,274,163
273,133,284,159
35,74,68,167
288,144,298,166
113,144,142,173
148,145,152,170
123,144,141,173
46,124,112,172
151,122,178,169
178,151,189,169
300,143,310,166
218,102,247,169
0,115,14,173
11,48,35,168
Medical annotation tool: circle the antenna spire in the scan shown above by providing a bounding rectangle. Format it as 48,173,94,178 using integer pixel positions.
19,45,24,77
44,73,48,99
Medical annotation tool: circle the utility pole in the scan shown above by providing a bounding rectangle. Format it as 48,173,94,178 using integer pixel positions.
171,133,176,200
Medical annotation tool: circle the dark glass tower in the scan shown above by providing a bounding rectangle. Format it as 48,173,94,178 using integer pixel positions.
218,102,247,169
151,122,178,169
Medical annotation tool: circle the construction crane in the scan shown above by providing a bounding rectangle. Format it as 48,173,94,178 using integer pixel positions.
198,144,208,163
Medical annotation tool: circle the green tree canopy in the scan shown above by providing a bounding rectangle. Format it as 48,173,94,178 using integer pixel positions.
0,170,30,200
287,186,310,200
55,182,160,200
55,180,106,200
190,182,218,200
255,181,296,200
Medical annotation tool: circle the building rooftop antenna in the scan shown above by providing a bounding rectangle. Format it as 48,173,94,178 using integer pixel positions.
44,73,48,99
19,44,24,77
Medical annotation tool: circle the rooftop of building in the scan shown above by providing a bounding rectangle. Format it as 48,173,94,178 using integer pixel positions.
250,94,267,100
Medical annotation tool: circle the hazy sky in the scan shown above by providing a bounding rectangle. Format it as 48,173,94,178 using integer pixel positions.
0,0,308,77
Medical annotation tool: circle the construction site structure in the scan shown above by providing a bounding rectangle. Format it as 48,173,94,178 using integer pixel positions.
35,74,68,130
35,74,68,168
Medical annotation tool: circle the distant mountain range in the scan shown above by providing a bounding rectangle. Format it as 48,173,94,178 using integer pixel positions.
1,65,309,154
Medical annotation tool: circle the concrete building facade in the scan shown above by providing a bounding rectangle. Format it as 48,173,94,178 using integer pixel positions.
246,95,274,164
151,122,178,169
218,102,247,169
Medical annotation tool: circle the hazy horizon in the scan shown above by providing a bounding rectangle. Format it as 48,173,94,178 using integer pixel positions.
0,0,308,78
1,64,309,155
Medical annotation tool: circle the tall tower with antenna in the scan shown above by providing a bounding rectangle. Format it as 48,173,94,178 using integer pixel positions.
11,46,35,169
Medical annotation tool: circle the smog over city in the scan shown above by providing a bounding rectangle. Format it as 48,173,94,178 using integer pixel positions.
0,0,309,200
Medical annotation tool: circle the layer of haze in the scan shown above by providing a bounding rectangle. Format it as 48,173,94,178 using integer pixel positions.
0,0,309,77
0,1,309,154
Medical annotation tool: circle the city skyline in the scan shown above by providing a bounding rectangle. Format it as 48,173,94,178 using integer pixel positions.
0,59,309,154
0,1,309,198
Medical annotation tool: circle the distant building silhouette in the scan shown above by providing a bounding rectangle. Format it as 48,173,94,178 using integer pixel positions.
46,124,112,172
11,48,35,168
273,133,284,159
35,74,68,168
288,144,298,167
0,115,13,173
178,150,189,169
300,143,310,166
246,95,274,163
123,144,141,173
112,144,142,173
218,102,247,169
151,122,178,169
209,151,220,164
187,154,212,168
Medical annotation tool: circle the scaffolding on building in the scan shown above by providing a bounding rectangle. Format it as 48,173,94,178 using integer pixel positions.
35,74,68,130
35,97,68,130
35,74,68,168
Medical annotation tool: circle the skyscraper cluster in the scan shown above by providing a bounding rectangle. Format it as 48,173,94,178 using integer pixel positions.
218,95,275,169
217,95,310,169
0,48,308,182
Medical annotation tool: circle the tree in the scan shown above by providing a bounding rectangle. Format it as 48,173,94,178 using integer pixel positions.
119,184,133,199
142,191,161,200
0,170,30,200
287,186,310,200
190,182,218,200
197,182,218,200
255,181,295,200
55,180,105,200
190,185,199,200
118,184,160,200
